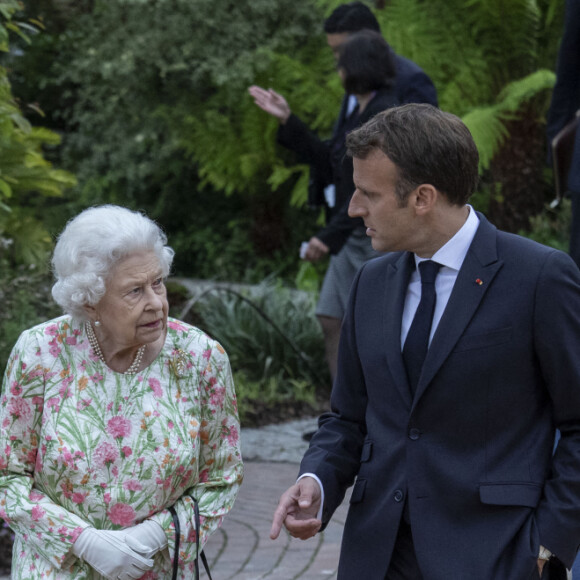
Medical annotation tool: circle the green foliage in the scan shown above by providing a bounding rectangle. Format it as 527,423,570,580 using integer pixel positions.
13,0,333,281
47,0,327,201
518,198,572,252
232,370,317,426
0,1,76,268
0,263,61,377
192,281,329,392
463,70,556,171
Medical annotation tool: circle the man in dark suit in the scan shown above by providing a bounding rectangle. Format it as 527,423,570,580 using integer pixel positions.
270,104,580,579
546,0,580,268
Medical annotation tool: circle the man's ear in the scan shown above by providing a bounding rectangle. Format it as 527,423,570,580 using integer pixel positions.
413,184,438,215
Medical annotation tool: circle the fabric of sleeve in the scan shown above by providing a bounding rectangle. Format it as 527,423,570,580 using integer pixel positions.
277,114,334,177
0,331,90,570
299,264,368,526
532,250,580,567
148,341,242,575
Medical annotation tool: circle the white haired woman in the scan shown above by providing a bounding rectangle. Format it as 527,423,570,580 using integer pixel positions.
0,205,243,579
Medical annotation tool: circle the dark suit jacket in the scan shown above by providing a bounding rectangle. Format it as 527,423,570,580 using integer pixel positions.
546,0,580,192
300,214,580,579
277,88,398,253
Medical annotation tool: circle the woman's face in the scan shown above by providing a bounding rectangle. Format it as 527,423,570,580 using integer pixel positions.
91,250,169,350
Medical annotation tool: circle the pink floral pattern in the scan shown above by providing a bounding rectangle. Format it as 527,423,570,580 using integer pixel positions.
0,316,243,579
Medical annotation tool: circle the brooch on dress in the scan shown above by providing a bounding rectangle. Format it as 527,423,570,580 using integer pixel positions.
169,349,188,378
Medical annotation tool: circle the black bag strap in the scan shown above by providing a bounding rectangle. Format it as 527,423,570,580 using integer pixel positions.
168,501,212,580
194,497,213,580
168,506,180,580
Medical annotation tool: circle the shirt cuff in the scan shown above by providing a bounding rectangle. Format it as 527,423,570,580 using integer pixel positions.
297,473,324,521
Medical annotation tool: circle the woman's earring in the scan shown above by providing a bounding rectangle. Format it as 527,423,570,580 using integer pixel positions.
94,320,101,327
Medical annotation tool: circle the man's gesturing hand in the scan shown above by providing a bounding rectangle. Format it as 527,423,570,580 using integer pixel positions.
270,476,322,541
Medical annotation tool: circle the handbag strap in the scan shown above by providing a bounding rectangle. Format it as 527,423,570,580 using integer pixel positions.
168,506,180,580
194,497,213,580
169,501,212,580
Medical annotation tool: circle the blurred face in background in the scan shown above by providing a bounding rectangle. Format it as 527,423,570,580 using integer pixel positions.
326,32,351,61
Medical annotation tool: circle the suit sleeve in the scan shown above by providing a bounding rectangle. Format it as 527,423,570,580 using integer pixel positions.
299,265,369,525
532,250,580,567
277,114,333,182
315,198,362,254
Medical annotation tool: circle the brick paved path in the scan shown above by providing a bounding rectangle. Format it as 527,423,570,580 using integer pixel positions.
201,461,349,580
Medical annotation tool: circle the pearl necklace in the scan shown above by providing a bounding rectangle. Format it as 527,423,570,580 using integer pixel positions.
85,321,146,375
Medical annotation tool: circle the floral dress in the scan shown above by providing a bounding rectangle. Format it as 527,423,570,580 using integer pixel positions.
0,316,243,579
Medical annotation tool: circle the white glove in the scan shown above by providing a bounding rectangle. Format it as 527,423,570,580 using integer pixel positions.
124,520,168,559
72,527,154,580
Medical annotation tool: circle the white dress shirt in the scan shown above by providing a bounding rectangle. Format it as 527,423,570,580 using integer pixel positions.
401,206,480,348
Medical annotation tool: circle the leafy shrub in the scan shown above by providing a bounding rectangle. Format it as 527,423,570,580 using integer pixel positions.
517,198,572,252
180,281,329,424
0,263,61,378
0,1,76,268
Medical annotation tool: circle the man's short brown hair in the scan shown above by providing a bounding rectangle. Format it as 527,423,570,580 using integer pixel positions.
346,104,480,205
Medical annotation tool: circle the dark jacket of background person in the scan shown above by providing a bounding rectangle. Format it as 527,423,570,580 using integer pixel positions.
277,86,398,254
546,0,580,192
546,0,580,265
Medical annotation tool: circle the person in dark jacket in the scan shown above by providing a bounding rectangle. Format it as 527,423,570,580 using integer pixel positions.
546,0,580,268
249,30,399,381
250,3,437,385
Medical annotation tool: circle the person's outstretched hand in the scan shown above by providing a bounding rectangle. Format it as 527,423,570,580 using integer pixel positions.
270,476,322,541
248,86,291,124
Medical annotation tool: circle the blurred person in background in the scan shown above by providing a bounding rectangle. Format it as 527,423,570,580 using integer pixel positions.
249,1,437,388
249,29,400,384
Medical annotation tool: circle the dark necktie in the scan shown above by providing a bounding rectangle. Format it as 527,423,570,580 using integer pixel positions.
403,260,442,396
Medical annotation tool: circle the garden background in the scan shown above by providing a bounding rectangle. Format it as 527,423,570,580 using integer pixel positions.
0,0,573,423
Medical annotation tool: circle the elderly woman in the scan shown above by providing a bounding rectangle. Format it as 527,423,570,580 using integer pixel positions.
0,205,243,579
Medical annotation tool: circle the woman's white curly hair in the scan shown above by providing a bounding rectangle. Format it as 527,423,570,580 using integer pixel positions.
51,205,175,321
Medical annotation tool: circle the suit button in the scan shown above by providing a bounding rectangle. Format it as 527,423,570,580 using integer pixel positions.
409,428,421,440
394,490,404,502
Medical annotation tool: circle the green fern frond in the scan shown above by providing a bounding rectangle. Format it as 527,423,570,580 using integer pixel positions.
495,68,556,114
462,106,510,170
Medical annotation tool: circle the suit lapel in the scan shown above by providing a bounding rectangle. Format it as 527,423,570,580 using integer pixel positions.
384,252,415,407
412,215,504,407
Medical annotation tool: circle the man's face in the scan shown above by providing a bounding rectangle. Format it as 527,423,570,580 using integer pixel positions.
349,150,417,253
326,32,351,61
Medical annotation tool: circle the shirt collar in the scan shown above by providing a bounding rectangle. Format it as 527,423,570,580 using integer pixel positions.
414,205,480,272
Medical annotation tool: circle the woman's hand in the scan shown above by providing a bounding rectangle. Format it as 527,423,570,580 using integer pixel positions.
72,527,154,580
124,519,168,560
248,85,291,124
